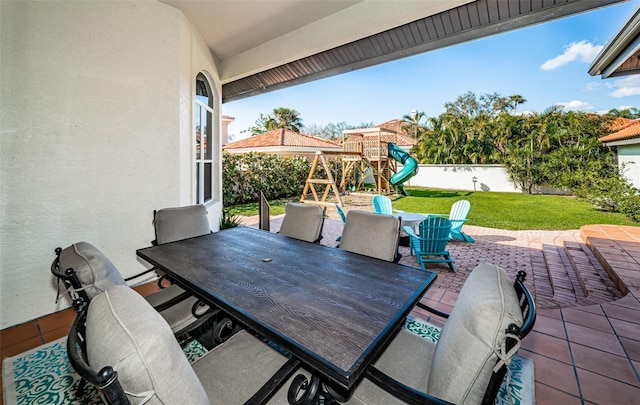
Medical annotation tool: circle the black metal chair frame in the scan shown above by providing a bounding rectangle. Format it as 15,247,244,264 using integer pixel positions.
66,296,302,405
363,270,536,405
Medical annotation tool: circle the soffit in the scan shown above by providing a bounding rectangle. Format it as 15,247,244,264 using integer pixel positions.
163,0,625,102
589,6,640,78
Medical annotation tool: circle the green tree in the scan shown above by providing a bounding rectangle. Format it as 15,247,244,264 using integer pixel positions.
607,107,640,119
508,94,527,114
243,107,304,136
401,110,426,138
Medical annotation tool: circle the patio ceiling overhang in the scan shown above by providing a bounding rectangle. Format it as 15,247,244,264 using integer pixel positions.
589,5,640,78
162,0,624,103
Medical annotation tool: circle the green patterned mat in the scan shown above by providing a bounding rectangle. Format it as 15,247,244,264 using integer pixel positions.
3,319,533,404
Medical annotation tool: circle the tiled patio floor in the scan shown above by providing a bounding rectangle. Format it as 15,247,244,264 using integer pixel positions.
251,213,640,404
1,213,638,404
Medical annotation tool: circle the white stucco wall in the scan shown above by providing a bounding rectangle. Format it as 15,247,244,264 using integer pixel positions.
617,144,640,189
0,1,222,329
406,164,521,192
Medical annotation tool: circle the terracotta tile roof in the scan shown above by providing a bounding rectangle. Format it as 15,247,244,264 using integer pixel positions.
599,119,640,143
223,128,340,150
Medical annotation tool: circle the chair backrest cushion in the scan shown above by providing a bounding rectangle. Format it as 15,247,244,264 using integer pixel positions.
372,195,393,214
57,242,126,300
278,203,325,243
86,285,210,405
339,210,399,262
418,217,452,253
154,204,211,245
426,263,523,404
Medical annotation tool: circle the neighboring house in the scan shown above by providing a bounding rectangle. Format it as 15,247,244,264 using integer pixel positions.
376,119,419,151
223,129,341,157
600,120,640,188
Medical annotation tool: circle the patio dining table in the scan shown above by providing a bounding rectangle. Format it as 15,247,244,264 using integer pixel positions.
136,226,437,404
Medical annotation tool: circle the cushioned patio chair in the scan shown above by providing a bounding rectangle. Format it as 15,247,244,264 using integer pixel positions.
51,242,212,338
339,210,401,262
347,263,536,405
428,199,474,242
372,194,394,214
404,216,455,272
67,285,302,405
278,202,325,243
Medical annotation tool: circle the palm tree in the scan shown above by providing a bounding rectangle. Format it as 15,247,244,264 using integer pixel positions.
401,110,426,138
508,94,527,115
244,107,304,135
270,107,304,132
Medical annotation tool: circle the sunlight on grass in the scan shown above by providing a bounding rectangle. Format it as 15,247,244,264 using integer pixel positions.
395,187,636,230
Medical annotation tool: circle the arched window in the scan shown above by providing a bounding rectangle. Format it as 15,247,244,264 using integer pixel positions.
195,73,214,204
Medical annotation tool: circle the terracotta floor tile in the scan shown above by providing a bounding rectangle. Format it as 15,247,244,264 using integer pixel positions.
620,337,640,363
42,326,69,344
535,383,582,405
570,342,639,386
565,323,626,356
537,308,562,320
533,314,567,339
602,303,640,324
0,337,42,359
577,369,640,405
0,321,38,347
37,308,75,333
610,318,640,340
562,308,613,333
521,331,572,363
571,304,605,316
519,349,580,396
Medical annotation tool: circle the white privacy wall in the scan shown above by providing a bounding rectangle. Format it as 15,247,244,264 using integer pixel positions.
406,165,521,192
0,1,222,329
618,144,640,189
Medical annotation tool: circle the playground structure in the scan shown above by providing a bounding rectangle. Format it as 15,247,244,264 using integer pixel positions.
301,127,418,206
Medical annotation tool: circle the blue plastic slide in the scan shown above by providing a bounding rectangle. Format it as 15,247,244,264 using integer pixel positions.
388,143,418,194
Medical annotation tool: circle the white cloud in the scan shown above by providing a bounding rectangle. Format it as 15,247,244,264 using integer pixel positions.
541,40,603,71
556,100,593,111
609,76,640,98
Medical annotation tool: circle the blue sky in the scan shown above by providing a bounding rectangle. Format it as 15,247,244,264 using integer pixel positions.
222,1,640,141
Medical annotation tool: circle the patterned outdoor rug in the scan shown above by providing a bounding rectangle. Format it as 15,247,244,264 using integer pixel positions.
3,319,533,404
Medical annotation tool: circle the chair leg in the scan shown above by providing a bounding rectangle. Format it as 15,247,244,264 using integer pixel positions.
445,255,456,273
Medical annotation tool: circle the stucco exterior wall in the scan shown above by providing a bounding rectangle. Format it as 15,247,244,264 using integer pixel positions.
0,1,221,329
406,164,521,193
618,144,640,189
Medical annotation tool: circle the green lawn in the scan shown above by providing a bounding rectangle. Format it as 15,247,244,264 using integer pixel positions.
226,187,638,231
394,187,637,230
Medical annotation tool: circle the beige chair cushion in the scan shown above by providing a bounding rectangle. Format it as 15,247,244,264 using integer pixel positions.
348,263,523,405
339,210,400,262
192,330,293,404
426,263,523,404
154,204,211,245
58,242,126,300
278,203,325,243
86,285,210,405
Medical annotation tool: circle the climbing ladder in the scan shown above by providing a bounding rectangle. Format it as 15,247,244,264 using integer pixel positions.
300,151,344,207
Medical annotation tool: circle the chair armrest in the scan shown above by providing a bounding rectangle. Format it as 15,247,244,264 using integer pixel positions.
403,226,418,238
364,366,454,405
415,302,450,319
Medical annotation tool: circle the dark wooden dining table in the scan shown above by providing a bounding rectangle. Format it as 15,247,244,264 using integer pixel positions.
136,226,437,403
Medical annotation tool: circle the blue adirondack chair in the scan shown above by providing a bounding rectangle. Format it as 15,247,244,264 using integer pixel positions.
427,200,474,242
372,194,394,214
404,216,455,272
